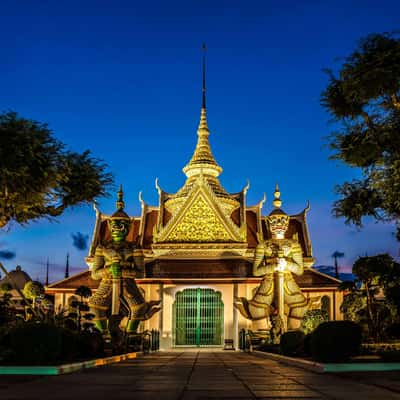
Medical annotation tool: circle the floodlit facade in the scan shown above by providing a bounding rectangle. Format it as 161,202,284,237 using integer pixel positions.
47,69,343,349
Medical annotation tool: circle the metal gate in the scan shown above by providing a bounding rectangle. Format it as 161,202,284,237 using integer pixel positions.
173,288,224,346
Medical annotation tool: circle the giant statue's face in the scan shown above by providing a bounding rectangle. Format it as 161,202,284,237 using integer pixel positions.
269,214,289,238
109,219,130,243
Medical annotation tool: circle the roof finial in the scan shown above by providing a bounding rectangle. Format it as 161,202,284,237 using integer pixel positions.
273,183,282,209
116,184,124,211
202,43,206,109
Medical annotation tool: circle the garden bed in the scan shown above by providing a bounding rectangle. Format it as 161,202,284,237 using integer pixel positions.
0,352,137,375
253,350,400,373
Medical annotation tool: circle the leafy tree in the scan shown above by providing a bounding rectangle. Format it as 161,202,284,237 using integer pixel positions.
321,32,400,238
23,281,45,310
0,111,113,229
70,286,93,331
301,309,329,334
0,287,14,325
380,258,400,315
75,285,92,302
340,254,399,341
340,289,366,322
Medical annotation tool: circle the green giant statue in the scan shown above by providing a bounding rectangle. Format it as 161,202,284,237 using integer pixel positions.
88,186,161,336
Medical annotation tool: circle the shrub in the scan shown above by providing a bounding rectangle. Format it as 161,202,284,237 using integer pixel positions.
0,322,88,365
379,350,400,362
258,343,280,354
303,333,312,357
310,321,362,362
76,331,104,358
385,323,400,340
1,322,68,365
280,331,305,357
301,309,328,334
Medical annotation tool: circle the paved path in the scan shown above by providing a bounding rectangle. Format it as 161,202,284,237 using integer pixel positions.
1,351,400,399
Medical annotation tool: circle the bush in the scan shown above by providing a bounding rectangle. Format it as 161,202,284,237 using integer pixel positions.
303,333,312,357
258,343,280,354
0,322,107,365
310,321,362,362
301,309,328,334
0,322,76,365
379,350,400,362
280,331,305,357
385,323,400,340
76,331,104,358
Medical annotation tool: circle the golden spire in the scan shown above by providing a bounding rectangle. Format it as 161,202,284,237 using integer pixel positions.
110,184,130,220
182,44,222,179
116,184,125,211
273,183,282,209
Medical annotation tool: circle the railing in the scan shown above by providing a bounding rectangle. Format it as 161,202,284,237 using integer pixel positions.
239,329,270,352
239,329,252,352
127,329,160,354
150,329,160,351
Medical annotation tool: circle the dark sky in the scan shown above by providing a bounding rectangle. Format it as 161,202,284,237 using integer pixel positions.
1,0,399,282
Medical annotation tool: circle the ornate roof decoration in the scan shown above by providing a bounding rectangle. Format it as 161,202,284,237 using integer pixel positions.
154,175,245,244
110,185,130,220
269,183,288,217
164,45,241,213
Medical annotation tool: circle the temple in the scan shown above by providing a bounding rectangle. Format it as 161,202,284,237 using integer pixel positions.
47,51,343,349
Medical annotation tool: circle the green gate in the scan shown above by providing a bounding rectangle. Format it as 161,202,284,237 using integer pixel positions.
173,288,224,346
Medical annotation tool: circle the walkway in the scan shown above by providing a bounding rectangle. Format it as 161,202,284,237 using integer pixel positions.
1,351,400,400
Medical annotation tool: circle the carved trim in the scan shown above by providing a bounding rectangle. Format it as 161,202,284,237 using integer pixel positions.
154,177,245,243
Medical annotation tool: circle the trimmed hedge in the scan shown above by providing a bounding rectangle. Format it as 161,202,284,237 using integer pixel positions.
0,322,105,365
280,331,305,357
303,333,312,357
0,322,76,365
310,321,362,362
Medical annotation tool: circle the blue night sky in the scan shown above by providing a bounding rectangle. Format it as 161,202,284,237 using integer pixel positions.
1,0,399,282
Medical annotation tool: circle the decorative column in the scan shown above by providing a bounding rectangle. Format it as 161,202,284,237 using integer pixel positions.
233,283,238,350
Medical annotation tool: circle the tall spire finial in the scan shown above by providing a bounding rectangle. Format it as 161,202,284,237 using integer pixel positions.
182,43,222,179
273,183,282,209
202,43,206,109
116,184,124,211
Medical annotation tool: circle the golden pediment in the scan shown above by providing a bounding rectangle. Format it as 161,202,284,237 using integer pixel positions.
165,195,230,242
154,180,245,243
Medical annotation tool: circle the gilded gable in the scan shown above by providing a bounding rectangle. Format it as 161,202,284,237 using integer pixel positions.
164,195,232,242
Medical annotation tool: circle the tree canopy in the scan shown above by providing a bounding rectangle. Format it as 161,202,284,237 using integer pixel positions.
340,254,400,341
321,32,400,238
0,111,113,229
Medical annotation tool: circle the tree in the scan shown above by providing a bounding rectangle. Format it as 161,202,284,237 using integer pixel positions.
0,111,113,229
0,283,14,325
75,285,92,302
72,285,93,331
23,281,45,310
332,251,344,279
301,309,329,334
340,254,399,341
321,32,400,238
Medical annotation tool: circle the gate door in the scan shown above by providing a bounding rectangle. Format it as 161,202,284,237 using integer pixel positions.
173,288,223,346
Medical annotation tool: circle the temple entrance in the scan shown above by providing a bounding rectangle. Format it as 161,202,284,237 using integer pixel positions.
173,288,224,347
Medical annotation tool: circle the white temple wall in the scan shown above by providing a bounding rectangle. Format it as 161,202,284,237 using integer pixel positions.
155,283,236,350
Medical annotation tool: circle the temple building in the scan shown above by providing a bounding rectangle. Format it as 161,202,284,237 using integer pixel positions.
47,59,343,349
0,265,32,311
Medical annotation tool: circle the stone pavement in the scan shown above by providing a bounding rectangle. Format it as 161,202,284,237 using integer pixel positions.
1,350,400,400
